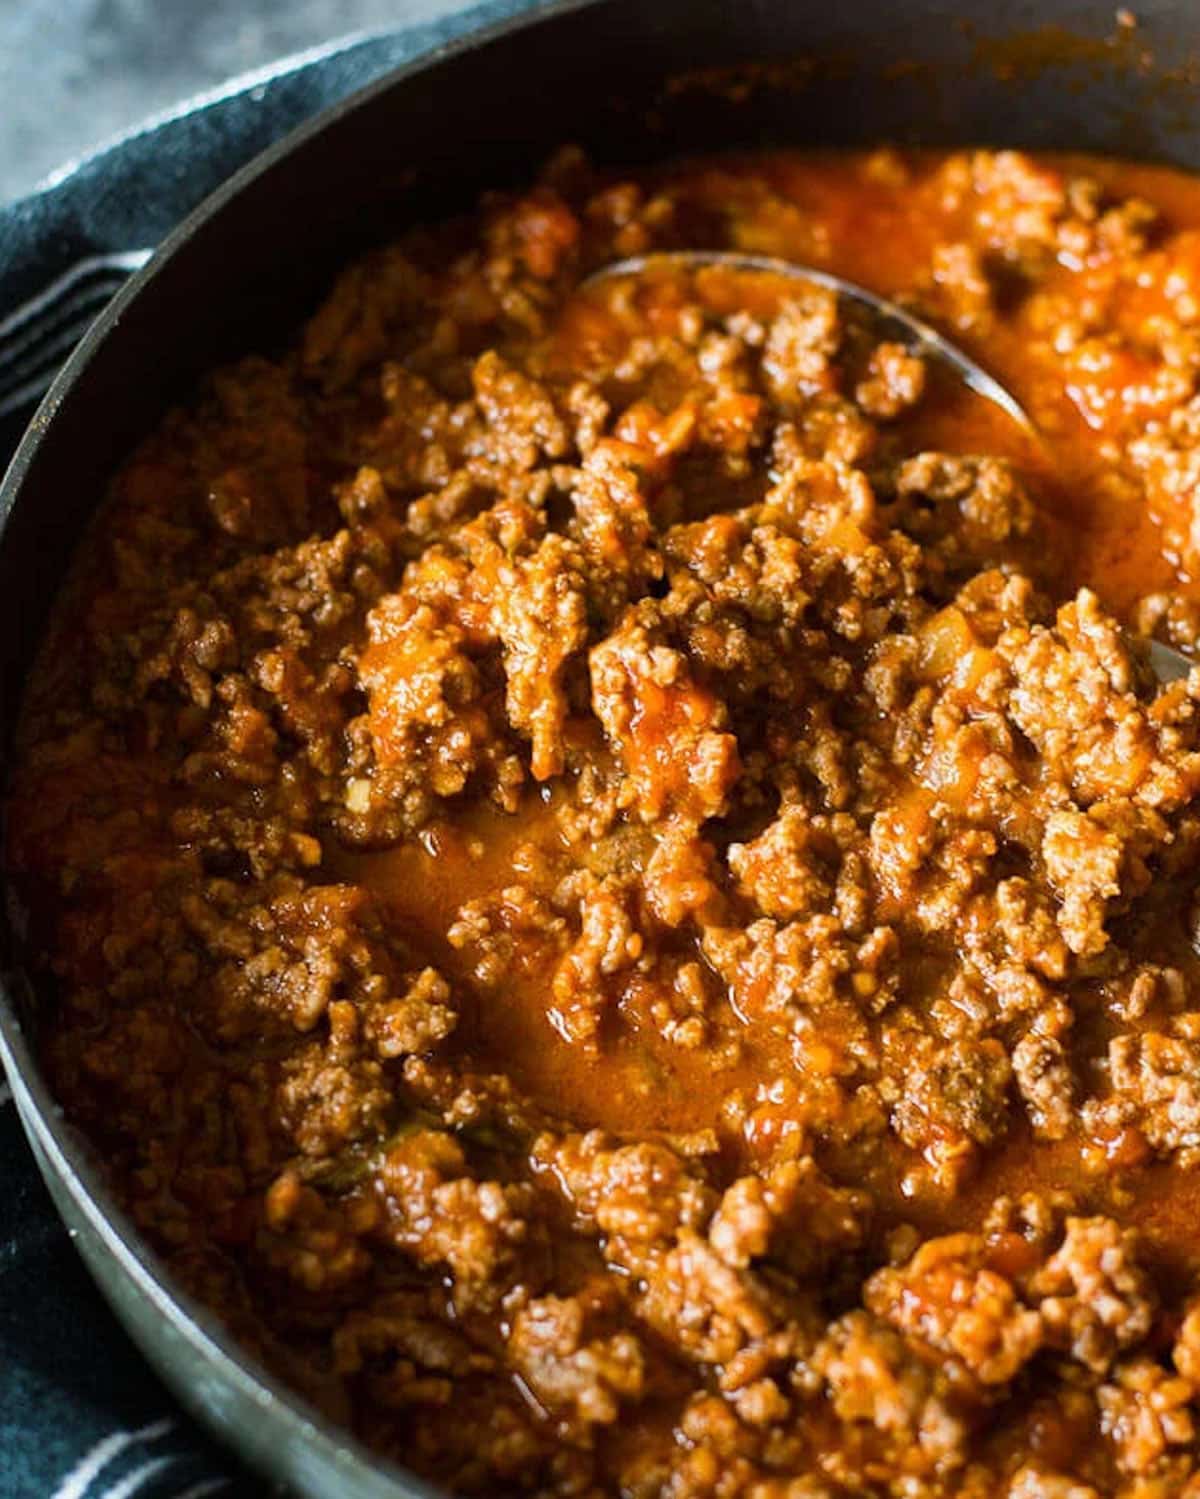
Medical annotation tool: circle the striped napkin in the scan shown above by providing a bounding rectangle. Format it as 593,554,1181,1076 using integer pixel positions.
0,1088,256,1497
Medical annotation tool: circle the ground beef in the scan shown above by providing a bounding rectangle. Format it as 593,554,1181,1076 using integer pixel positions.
377,1130,532,1310
1098,1359,1197,1478
889,1035,1014,1186
808,1310,974,1475
855,343,927,420
865,1231,1043,1385
1012,1030,1076,1141
1028,1218,1157,1375
589,603,742,825
1006,1469,1102,1499
15,146,1200,1496
508,1288,646,1437
708,1157,869,1280
1084,1028,1200,1165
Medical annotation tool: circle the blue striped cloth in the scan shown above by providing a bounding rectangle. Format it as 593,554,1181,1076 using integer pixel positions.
0,6,539,1494
0,1088,254,1497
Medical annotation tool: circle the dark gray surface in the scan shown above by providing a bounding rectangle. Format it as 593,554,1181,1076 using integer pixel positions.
0,0,461,203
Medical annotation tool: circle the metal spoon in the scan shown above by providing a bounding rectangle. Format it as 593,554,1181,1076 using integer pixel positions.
586,249,1196,687
1147,639,1194,684
585,250,1036,435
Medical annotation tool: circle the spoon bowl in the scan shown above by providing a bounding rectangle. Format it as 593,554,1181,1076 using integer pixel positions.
587,249,1195,686
585,250,1037,435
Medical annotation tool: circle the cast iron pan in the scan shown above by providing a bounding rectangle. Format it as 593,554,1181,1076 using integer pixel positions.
4,0,1200,1492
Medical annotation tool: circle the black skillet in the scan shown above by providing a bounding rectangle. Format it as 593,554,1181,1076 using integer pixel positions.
3,0,1200,1493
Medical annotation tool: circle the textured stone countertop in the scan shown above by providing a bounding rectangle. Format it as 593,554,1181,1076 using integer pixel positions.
0,0,460,205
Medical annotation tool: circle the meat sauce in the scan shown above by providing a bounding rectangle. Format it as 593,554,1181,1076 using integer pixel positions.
13,146,1200,1496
